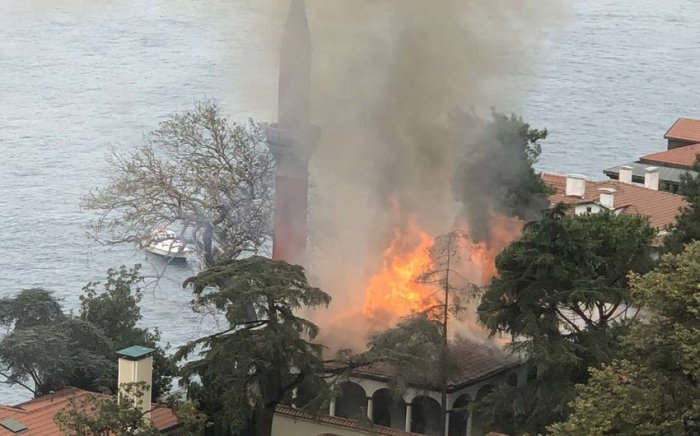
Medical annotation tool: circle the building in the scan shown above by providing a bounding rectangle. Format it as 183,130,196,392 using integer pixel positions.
266,0,320,266
275,338,526,436
543,173,687,234
664,118,700,150
604,117,700,192
0,346,178,435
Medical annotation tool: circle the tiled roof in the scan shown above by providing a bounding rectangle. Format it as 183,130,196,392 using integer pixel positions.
664,118,700,143
351,338,520,391
0,388,178,435
640,143,700,169
543,173,687,229
275,405,421,436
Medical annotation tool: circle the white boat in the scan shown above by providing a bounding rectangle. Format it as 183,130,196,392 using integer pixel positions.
145,229,190,260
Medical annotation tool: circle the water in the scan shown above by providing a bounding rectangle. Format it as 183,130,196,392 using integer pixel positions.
1,0,700,403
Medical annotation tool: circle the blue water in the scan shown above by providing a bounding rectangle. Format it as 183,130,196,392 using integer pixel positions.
2,0,700,403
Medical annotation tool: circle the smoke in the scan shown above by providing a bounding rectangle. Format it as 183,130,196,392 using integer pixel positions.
255,0,567,350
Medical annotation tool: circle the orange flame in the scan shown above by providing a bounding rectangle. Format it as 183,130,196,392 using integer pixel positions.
362,205,523,334
362,215,437,326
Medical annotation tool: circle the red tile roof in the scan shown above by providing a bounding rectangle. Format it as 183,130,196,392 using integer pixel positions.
0,388,178,435
640,143,700,169
664,118,700,143
351,338,520,391
275,405,421,436
543,173,687,229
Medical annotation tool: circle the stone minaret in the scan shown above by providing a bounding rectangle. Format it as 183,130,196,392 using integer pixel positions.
267,0,319,266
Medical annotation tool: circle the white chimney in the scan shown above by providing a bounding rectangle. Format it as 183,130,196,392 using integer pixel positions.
644,166,659,190
599,188,616,209
619,165,633,184
117,346,155,418
565,174,587,197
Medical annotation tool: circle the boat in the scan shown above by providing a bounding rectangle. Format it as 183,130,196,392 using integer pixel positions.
145,228,190,260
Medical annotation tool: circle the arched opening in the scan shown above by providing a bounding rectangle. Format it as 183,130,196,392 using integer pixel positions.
506,372,518,387
371,389,392,427
335,381,367,420
411,396,441,436
526,364,538,382
371,389,406,430
449,393,470,436
472,385,494,436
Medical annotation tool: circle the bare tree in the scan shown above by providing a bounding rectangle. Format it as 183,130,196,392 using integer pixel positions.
83,101,275,267
418,230,481,436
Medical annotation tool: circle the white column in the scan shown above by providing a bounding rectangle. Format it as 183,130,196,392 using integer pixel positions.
466,404,473,436
329,399,336,417
291,387,298,408
405,403,413,432
367,397,374,421
445,411,450,435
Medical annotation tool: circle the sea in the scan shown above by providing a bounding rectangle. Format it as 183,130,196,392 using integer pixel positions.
1,0,699,404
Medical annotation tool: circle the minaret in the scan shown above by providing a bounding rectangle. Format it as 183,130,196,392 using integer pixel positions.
267,0,320,266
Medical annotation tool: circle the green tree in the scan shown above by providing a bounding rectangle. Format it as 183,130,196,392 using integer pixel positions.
79,265,175,399
452,110,551,237
550,241,700,435
664,160,700,253
54,382,161,436
477,206,656,433
0,266,173,400
83,100,275,267
175,256,332,436
0,290,113,397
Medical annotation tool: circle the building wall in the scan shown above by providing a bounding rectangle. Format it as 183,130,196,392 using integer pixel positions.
272,414,378,436
573,204,603,215
668,139,695,150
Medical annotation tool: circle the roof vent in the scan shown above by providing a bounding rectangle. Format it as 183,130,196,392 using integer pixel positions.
0,418,28,433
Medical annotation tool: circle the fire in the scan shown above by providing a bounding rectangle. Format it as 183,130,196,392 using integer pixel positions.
362,215,437,325
362,207,523,333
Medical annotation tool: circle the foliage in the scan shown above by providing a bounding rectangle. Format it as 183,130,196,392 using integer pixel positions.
477,206,656,433
175,256,332,436
363,314,458,393
664,160,700,253
83,100,275,267
550,242,700,435
54,382,161,436
0,288,65,329
0,266,173,400
452,110,551,237
80,265,175,399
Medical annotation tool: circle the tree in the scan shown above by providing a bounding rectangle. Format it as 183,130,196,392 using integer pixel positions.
664,160,700,253
0,266,173,400
550,241,700,435
175,256,332,436
83,100,275,267
415,230,480,436
477,206,656,433
54,383,161,436
452,110,551,238
79,265,175,399
0,290,114,397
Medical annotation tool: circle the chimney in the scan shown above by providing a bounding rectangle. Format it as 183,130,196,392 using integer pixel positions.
644,166,659,190
117,346,155,418
565,174,587,197
598,188,616,209
619,165,633,184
